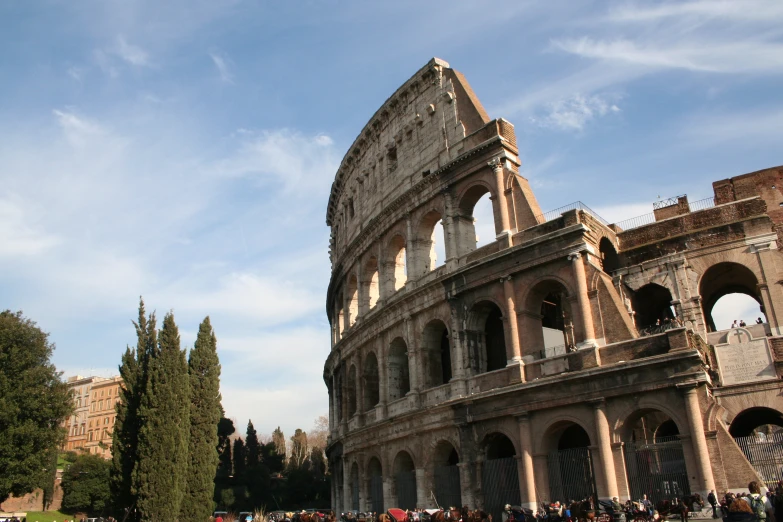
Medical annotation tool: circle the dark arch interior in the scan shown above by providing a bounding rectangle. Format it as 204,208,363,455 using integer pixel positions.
346,364,357,418
440,329,452,384
477,303,507,372
729,407,783,437
631,283,675,329
624,410,680,442
388,338,410,401
422,321,452,388
558,424,590,450
434,442,460,466
368,457,383,477
599,237,620,274
541,292,566,330
655,419,679,439
393,451,415,474
485,433,516,460
363,352,380,411
700,262,763,332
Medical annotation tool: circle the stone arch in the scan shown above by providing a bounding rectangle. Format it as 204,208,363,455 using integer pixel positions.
367,455,385,513
347,364,358,418
481,431,518,459
416,209,446,276
729,407,783,438
611,399,688,444
618,407,684,442
388,337,411,401
388,234,407,292
599,236,620,274
431,439,462,510
699,261,765,332
347,273,359,327
422,319,452,388
365,255,380,310
349,460,361,511
523,277,575,359
539,415,593,454
630,283,676,330
542,417,596,504
456,182,497,256
392,449,418,510
363,351,380,411
432,439,460,466
480,431,521,521
466,299,508,374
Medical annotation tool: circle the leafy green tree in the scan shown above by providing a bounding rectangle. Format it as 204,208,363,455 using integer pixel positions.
133,312,190,521
180,317,223,522
289,429,308,469
111,299,155,513
219,487,236,510
272,427,286,458
0,310,72,504
62,454,111,514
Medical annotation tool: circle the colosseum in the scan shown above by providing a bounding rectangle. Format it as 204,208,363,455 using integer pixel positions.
322,58,783,518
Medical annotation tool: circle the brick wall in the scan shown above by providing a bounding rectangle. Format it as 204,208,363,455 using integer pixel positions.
712,166,783,224
599,333,671,365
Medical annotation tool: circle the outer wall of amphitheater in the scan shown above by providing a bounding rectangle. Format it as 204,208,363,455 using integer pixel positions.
323,58,783,517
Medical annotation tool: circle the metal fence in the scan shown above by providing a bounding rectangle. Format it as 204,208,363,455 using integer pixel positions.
370,475,384,513
483,457,521,522
395,470,418,510
689,196,715,212
434,465,462,509
547,447,596,503
352,477,360,511
613,196,715,232
735,432,783,488
533,201,610,227
624,436,690,505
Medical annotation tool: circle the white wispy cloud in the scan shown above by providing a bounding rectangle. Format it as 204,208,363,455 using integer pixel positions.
115,35,149,66
532,93,620,131
209,51,234,84
0,195,61,257
607,0,783,23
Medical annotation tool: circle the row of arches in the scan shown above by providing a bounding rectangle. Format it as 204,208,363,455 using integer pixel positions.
333,189,495,342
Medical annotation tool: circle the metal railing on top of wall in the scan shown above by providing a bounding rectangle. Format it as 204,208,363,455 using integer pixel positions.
613,196,716,232
533,201,610,227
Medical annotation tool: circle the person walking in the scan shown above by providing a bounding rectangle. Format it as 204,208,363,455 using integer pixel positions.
709,490,719,519
746,481,774,522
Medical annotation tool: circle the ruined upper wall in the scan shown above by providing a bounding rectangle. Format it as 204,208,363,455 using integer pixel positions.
325,58,493,263
713,165,783,224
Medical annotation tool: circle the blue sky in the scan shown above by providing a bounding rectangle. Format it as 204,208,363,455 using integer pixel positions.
2,0,782,437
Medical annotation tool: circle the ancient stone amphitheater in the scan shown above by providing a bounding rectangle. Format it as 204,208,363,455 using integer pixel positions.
323,58,783,518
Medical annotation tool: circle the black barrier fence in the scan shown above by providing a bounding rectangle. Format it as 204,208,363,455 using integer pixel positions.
395,470,417,510
351,478,360,511
483,457,521,522
735,432,783,488
434,465,462,509
547,447,596,503
624,435,690,504
369,474,384,513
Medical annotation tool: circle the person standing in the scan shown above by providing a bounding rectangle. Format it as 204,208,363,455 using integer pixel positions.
709,490,719,519
746,481,774,522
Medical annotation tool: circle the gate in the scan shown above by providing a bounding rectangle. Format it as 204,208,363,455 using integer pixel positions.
434,465,462,509
395,470,418,510
352,478,360,511
735,432,783,488
370,475,384,513
624,436,690,504
547,447,596,503
483,457,521,522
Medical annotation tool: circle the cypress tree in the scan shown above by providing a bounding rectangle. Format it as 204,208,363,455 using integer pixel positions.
133,312,190,521
216,416,235,481
180,317,223,522
111,299,155,514
245,421,261,471
233,438,247,482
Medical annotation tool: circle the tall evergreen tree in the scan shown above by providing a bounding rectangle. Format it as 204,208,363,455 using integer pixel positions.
244,420,270,508
133,312,190,521
245,421,261,471
180,317,223,522
233,438,247,482
272,427,286,458
0,310,72,505
111,299,155,514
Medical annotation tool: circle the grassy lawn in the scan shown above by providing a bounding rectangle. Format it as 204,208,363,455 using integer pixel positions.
19,511,75,522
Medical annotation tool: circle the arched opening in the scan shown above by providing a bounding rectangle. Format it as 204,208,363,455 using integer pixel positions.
393,451,417,510
389,235,407,292
631,283,676,331
417,210,446,276
366,256,380,310
346,364,357,418
700,262,764,332
388,338,411,401
467,301,507,374
730,408,783,488
336,295,345,341
621,409,688,504
546,422,595,503
711,294,766,332
363,352,380,411
368,457,384,513
422,320,452,388
433,441,461,509
526,280,573,359
599,237,620,274
350,461,360,511
482,433,520,521
457,184,496,256
348,274,359,327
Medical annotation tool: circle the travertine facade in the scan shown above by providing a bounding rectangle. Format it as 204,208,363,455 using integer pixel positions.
62,374,122,459
322,58,783,517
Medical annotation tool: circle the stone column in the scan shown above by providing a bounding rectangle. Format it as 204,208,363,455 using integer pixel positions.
475,456,485,509
404,315,422,407
343,457,352,512
448,298,468,397
569,252,597,346
502,275,525,383
378,335,388,421
416,468,428,508
405,213,416,286
377,241,388,305
358,260,368,318
591,399,619,501
383,475,394,511
344,285,353,332
753,241,782,335
517,413,537,510
489,158,512,241
458,462,475,509
681,384,716,496
442,189,459,269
